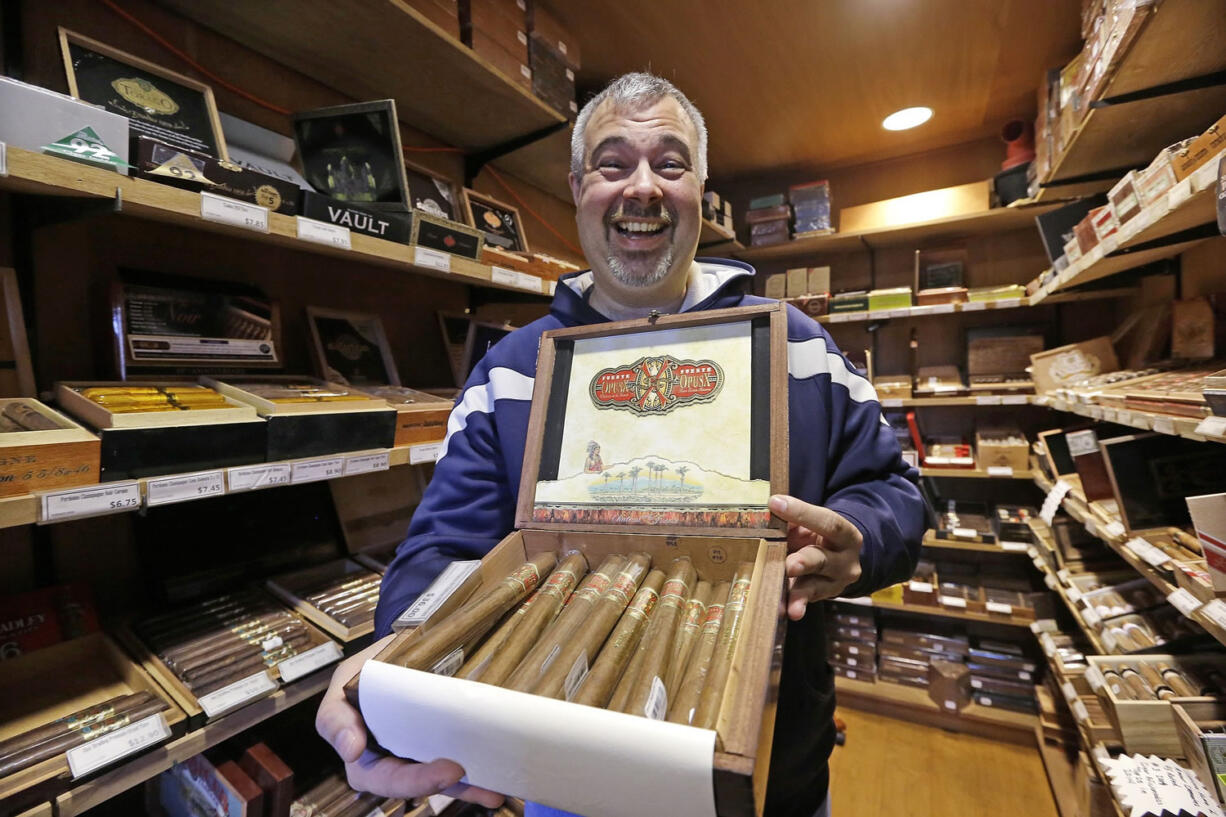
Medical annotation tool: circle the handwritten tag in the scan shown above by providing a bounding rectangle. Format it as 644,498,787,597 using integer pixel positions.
146,470,225,507
41,482,141,523
396,560,482,630
491,266,518,287
66,713,171,778
0,141,6,177
415,247,451,271
198,671,276,718
975,395,1003,405
1167,588,1203,618
278,641,343,682
409,442,442,464
986,601,1014,615
1196,416,1226,438
201,192,269,233
227,464,291,492
987,466,1014,477
291,458,344,484
296,216,351,249
344,451,390,476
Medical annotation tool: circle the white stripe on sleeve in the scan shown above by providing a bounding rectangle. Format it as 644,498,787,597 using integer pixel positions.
439,367,536,460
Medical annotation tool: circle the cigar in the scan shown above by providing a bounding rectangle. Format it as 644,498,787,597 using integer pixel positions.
571,569,665,708
667,582,730,724
136,591,265,633
1135,662,1165,691
179,627,310,680
459,592,539,681
188,640,305,695
312,788,363,817
666,581,712,693
319,586,381,616
147,606,290,652
622,557,698,718
1120,668,1155,700
2,402,61,431
476,552,587,686
1157,663,1198,697
162,614,301,663
504,555,625,692
1101,669,1134,700
394,552,558,673
0,694,167,776
163,619,304,673
291,775,351,817
692,563,754,729
330,791,385,817
307,575,381,606
0,692,152,763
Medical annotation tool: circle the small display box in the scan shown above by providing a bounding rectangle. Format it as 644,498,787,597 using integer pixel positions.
202,376,396,461
352,304,790,817
55,381,265,480
0,398,100,496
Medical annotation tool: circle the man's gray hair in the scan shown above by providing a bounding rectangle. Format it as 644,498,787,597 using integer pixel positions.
570,72,708,183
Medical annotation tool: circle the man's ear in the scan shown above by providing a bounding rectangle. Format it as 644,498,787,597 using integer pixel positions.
568,171,581,206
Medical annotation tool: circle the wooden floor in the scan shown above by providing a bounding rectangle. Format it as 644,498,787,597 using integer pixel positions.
829,707,1059,817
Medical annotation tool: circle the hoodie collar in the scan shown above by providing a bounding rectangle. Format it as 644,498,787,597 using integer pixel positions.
551,258,755,326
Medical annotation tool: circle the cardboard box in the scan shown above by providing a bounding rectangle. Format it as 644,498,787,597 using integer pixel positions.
133,136,299,215
840,181,989,234
867,288,912,312
1029,337,1119,394
975,429,1029,472
807,267,830,294
1173,113,1226,182
928,660,970,713
0,76,130,173
785,268,808,298
528,0,580,70
763,274,786,300
917,287,967,306
1108,172,1142,227
1133,144,1184,209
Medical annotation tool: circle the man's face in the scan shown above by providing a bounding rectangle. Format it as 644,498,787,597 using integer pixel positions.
569,97,702,294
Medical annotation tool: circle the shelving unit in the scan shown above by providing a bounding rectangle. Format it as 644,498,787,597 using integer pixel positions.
833,675,1038,742
838,594,1037,628
1038,394,1226,445
698,217,743,254
880,395,1035,408
812,286,1137,325
920,467,1036,480
921,531,1034,555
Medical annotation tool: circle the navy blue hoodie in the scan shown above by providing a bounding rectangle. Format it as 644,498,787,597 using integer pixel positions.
375,259,924,817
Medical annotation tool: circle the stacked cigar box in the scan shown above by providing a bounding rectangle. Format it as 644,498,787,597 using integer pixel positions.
527,2,579,118
702,190,735,234
789,180,833,237
267,559,381,643
463,0,532,92
828,605,877,683
348,305,790,817
746,194,791,247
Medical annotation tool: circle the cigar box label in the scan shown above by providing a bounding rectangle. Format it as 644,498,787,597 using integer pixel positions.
40,481,142,523
431,647,464,677
504,562,543,595
629,587,659,621
396,560,481,629
296,216,352,250
201,192,269,233
291,457,345,484
279,640,343,682
589,357,723,416
198,671,277,718
414,247,451,272
344,452,390,476
228,463,292,492
146,470,226,507
1200,599,1226,631
66,712,171,778
562,651,588,701
701,602,725,633
644,675,668,720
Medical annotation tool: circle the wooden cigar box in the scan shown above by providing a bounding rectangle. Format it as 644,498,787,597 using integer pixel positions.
55,381,266,481
203,376,396,461
0,398,100,496
1086,654,1226,756
354,304,790,817
1101,432,1226,536
1029,337,1119,394
267,558,380,643
1173,702,1226,803
0,633,186,805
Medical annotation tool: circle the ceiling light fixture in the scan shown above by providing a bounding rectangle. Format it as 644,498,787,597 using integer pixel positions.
882,107,933,131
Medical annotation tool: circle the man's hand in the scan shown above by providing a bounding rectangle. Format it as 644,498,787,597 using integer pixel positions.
315,635,505,807
768,495,864,620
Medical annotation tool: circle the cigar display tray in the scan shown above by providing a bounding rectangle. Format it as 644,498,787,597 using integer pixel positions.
55,381,265,480
202,376,396,461
359,386,453,448
1087,653,1226,756
0,633,186,804
267,558,380,642
0,398,100,496
356,304,790,817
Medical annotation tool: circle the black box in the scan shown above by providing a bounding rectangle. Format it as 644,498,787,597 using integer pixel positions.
299,191,414,243
133,136,300,216
411,211,483,259
95,421,268,481
1034,193,1107,264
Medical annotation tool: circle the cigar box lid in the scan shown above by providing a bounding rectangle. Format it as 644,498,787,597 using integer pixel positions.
516,303,788,539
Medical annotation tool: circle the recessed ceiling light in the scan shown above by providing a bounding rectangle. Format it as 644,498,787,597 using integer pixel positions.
882,107,933,131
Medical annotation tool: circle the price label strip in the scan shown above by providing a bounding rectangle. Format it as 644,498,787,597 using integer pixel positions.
146,470,225,507
491,266,518,287
1167,588,1204,618
409,442,443,464
40,482,142,523
66,712,171,779
278,641,343,682
201,192,269,233
1039,480,1073,526
228,463,292,493
198,671,277,718
291,458,345,484
297,216,352,249
344,451,390,476
415,247,452,271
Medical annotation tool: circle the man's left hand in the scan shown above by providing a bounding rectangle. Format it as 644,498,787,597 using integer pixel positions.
768,495,864,620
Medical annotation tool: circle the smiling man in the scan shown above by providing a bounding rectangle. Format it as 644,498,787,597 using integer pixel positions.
315,73,924,817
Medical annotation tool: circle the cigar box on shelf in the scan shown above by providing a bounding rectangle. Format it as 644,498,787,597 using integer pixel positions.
975,429,1029,472
361,387,453,448
1029,337,1119,394
1101,433,1226,536
1187,493,1226,595
913,365,965,397
1172,702,1226,803
1205,370,1226,417
410,211,483,261
350,304,790,817
0,399,100,496
916,287,967,306
266,558,380,643
1086,654,1226,756
1172,112,1226,182
298,191,414,243
202,377,396,461
0,633,186,804
872,375,911,400
131,136,300,215
55,382,265,480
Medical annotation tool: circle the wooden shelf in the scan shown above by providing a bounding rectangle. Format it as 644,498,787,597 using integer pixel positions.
920,467,1037,480
865,597,1036,628
814,287,1137,326
0,146,547,296
1037,0,1226,194
735,201,1059,261
698,218,743,254
154,0,568,193
880,395,1036,408
1038,394,1226,445
52,671,330,817
921,531,1034,555
834,675,1038,739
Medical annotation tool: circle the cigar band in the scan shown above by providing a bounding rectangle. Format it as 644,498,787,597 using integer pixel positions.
682,599,707,627
574,574,612,603
701,603,726,633
504,563,543,595
629,587,659,618
660,579,690,607
606,572,640,606
79,713,132,740
728,576,752,608
541,567,581,599
65,705,115,729
516,589,542,613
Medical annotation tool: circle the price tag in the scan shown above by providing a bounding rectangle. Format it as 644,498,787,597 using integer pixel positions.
1115,409,1135,426
415,247,451,271
491,266,518,287
1000,541,1029,552
198,671,277,718
953,527,978,539
644,675,668,721
1085,666,1105,692
970,679,983,689
975,395,1003,406
1196,416,1226,438
227,463,291,492
930,303,956,314
962,301,987,312
1140,546,1172,568
66,712,171,778
1099,235,1118,256
940,595,968,608
1071,699,1089,722
995,298,1023,309
885,309,909,319
1033,557,1047,572
1039,632,1056,657
1067,587,1082,603
1167,588,1203,618
0,141,6,177
1018,670,1032,681
344,451,390,476
409,442,443,464
987,466,1014,477
1044,574,1058,590
1194,157,1221,191
1168,177,1194,209
1102,408,1117,423
278,641,343,682
1082,607,1101,628
40,482,142,523
1089,405,1105,420
1152,415,1176,435
201,192,269,233
1061,681,1077,702
846,645,860,655
428,797,456,816
1030,619,1058,634
146,470,225,507
517,272,543,292
908,581,934,594
296,216,351,249
1040,480,1073,525
430,647,464,677
1084,518,1099,538
1001,394,1029,405
881,398,903,408
986,601,1014,615
1200,599,1226,631
291,458,344,484
548,281,557,296
396,560,482,630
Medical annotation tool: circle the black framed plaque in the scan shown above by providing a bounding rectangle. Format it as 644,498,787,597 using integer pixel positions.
293,100,411,210
461,188,530,252
306,307,400,387
404,159,458,221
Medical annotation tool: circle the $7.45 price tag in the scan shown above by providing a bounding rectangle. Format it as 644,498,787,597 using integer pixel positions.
40,482,142,523
146,470,225,507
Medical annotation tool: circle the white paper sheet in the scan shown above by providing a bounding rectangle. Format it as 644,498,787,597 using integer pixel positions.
360,661,718,817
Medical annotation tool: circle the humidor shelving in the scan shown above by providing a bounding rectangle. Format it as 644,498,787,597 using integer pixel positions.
920,531,1037,556
698,216,744,254
919,467,1037,480
809,286,1137,326
1036,394,1226,446
834,595,1037,629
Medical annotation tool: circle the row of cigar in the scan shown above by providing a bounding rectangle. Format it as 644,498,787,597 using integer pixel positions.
0,401,63,432
388,550,753,725
74,384,236,412
291,568,381,628
1100,660,1226,702
0,691,168,776
290,774,391,817
135,590,315,696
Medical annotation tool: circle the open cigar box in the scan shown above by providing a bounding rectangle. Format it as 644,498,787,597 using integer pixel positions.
0,633,186,806
267,558,380,643
351,304,790,817
55,381,265,480
202,376,396,461
0,398,100,496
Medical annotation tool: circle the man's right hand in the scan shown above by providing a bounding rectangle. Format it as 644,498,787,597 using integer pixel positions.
315,635,506,807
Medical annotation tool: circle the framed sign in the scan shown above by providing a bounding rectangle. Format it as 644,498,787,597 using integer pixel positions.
59,28,228,160
404,159,459,221
306,307,400,387
293,100,411,210
461,188,530,253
